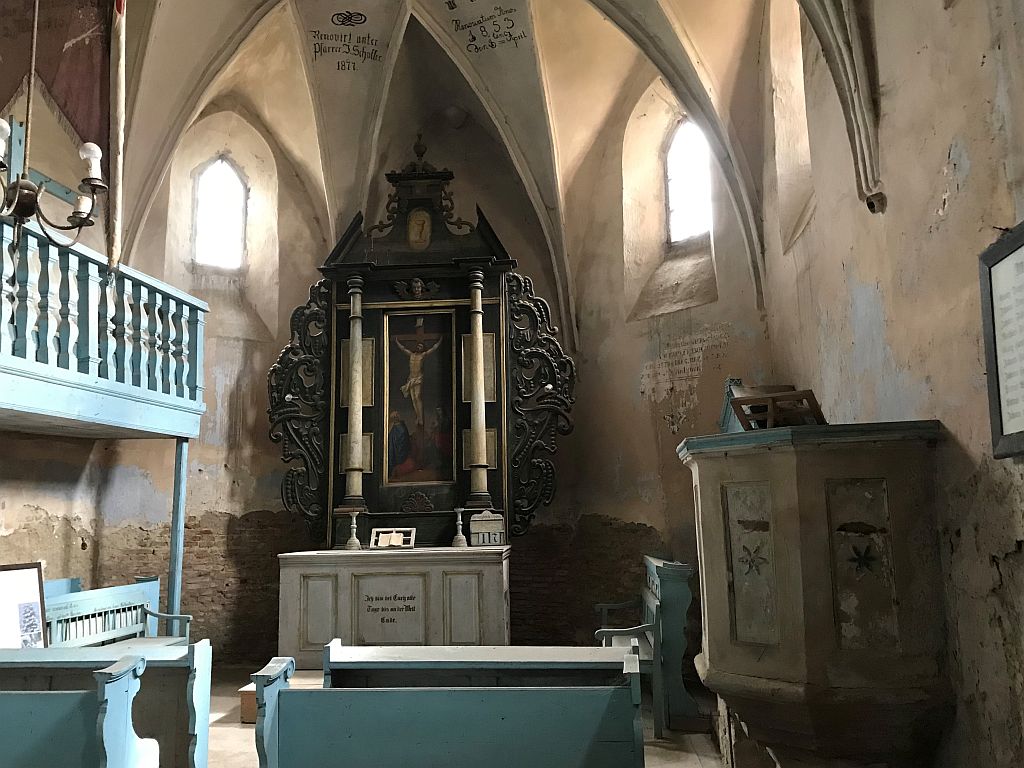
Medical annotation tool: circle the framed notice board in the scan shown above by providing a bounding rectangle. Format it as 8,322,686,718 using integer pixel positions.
980,221,1024,458
0,562,47,649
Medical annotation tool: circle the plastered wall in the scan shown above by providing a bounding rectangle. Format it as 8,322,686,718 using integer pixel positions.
762,1,1024,764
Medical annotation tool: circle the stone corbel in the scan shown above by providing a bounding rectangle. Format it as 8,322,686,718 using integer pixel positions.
797,0,885,213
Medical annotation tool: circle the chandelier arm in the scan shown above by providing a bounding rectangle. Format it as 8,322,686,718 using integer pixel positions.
36,183,96,231
0,174,22,219
34,208,83,248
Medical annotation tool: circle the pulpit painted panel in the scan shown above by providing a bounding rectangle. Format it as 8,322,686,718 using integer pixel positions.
722,481,778,646
826,478,900,651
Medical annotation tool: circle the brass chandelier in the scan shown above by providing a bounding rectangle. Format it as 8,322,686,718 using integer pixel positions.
0,0,107,247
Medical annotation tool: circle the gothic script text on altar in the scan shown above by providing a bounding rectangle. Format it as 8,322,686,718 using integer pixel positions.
364,593,419,624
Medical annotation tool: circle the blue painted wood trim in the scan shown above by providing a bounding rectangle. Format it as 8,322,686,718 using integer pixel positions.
253,658,296,768
678,420,944,461
257,666,643,768
168,439,188,633
44,577,83,599
7,117,26,178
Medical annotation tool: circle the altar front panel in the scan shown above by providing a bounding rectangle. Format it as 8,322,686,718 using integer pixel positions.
279,547,511,668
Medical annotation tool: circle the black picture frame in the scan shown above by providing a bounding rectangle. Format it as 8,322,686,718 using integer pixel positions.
979,220,1024,458
0,561,47,648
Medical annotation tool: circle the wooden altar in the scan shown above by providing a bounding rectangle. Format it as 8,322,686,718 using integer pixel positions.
269,139,575,547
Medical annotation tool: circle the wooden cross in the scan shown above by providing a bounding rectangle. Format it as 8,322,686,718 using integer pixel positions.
393,317,443,350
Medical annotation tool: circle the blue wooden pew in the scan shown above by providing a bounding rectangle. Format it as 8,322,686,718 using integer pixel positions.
596,556,700,737
46,577,192,648
0,655,159,768
256,647,645,768
0,641,211,768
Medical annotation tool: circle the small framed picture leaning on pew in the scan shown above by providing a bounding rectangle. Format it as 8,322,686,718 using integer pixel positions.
0,561,47,649
980,220,1024,459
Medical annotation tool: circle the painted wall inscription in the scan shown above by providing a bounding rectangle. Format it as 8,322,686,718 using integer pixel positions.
640,326,729,401
308,13,384,72
447,4,527,54
723,481,779,646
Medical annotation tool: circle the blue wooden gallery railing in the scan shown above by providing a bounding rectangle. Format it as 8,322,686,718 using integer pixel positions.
0,218,208,437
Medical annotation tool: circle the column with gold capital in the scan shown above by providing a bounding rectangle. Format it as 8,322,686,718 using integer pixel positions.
466,269,492,509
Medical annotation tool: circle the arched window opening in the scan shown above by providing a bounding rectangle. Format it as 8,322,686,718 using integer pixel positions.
194,157,247,270
666,121,713,244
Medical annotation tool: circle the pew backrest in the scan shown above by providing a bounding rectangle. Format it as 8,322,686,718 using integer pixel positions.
46,579,191,648
0,641,212,768
0,655,159,768
256,653,643,768
43,576,83,599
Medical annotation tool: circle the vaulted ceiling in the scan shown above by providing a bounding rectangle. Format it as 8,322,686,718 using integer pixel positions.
120,0,773,340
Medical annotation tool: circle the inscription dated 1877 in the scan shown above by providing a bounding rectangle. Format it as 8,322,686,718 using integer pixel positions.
309,26,383,71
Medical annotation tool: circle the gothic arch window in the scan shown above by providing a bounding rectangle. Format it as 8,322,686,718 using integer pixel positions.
193,156,248,270
665,120,713,244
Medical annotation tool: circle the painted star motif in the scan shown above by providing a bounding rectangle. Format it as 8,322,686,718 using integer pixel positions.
739,543,769,576
848,544,877,574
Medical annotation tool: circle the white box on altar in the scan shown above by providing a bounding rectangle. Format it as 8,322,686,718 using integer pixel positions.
278,546,511,668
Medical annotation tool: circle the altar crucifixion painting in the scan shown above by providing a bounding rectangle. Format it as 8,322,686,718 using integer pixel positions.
385,312,455,484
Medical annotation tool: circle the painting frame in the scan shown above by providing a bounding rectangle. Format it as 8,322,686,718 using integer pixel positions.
980,220,1024,459
0,561,47,649
383,309,458,486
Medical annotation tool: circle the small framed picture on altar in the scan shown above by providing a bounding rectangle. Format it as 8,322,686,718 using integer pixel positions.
0,562,47,649
371,528,416,549
980,220,1024,458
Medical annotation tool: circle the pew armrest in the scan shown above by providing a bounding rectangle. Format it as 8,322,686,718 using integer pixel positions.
143,607,193,641
95,656,160,768
595,623,655,648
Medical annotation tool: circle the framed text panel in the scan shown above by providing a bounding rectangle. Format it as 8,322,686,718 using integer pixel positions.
980,221,1024,458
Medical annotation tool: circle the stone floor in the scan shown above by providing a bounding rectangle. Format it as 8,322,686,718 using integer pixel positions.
210,665,721,767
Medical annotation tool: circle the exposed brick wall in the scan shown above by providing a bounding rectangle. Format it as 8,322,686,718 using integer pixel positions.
99,509,308,663
510,514,670,646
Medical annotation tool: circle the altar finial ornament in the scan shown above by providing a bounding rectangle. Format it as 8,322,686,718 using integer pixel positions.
452,508,468,548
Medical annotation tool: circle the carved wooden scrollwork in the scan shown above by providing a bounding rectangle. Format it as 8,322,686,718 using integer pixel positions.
506,272,576,536
268,280,332,541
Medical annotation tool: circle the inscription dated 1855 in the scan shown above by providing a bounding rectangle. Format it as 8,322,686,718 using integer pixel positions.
449,4,527,54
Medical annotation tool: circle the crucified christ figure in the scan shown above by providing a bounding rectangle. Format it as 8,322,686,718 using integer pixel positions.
395,336,443,426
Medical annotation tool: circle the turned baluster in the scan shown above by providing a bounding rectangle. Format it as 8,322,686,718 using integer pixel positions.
156,293,171,394
123,277,139,386
106,273,124,382
140,285,158,391
15,235,41,361
165,296,180,397
60,249,80,371
37,240,61,366
81,260,103,377
177,303,191,399
1,224,16,356
187,305,205,402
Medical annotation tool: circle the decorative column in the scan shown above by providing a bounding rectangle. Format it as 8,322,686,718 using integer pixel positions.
466,269,492,509
341,275,366,550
